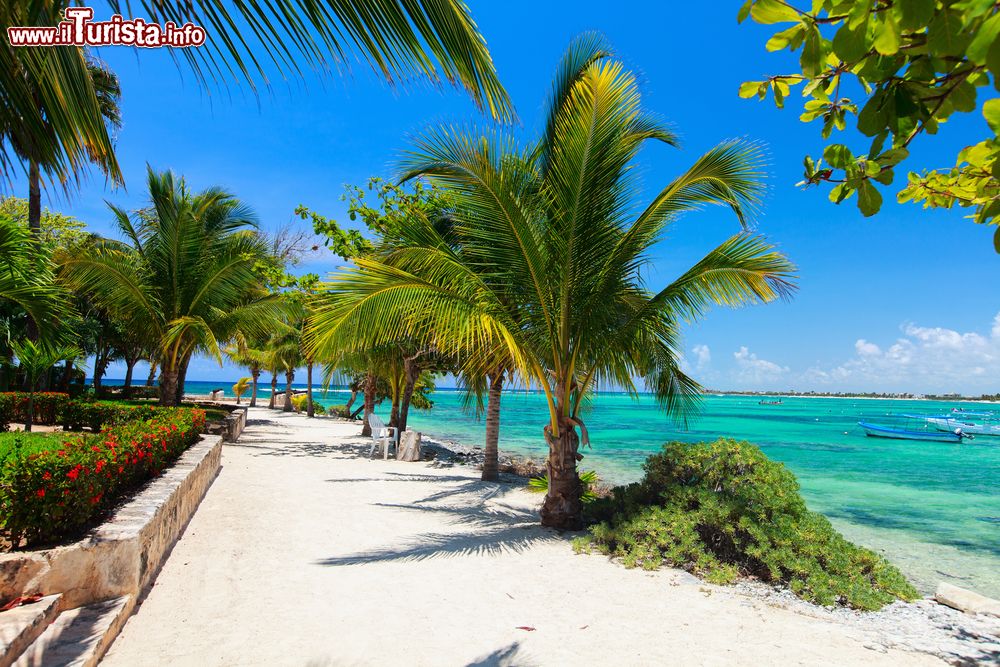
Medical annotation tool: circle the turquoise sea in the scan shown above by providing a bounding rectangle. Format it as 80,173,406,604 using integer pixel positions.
128,379,1000,598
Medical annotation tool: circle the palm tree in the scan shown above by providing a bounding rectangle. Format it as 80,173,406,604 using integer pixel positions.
61,167,287,406
1,1,512,193
308,34,797,528
11,340,80,431
0,215,64,333
5,55,122,236
225,336,269,408
233,377,252,404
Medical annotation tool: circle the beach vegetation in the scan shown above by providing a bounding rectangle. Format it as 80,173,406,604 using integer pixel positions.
307,34,796,528
0,407,206,549
232,377,252,404
576,438,919,610
739,0,1000,250
61,167,289,406
528,469,602,502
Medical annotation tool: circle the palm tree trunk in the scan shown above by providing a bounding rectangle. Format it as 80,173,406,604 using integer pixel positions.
160,369,179,407
540,416,583,530
306,362,314,418
61,359,74,392
24,390,34,432
345,387,358,413
482,370,504,482
249,368,260,407
123,357,136,388
28,159,41,236
174,353,191,405
146,359,157,386
361,372,376,437
283,370,294,412
268,373,277,409
398,356,421,433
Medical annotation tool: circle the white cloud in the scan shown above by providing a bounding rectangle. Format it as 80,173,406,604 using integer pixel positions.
733,346,788,384
807,312,1000,394
692,344,711,369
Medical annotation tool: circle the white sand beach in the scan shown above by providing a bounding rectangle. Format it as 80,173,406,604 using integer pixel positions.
100,409,996,666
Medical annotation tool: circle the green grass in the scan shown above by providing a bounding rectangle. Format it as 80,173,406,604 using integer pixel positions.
0,431,68,459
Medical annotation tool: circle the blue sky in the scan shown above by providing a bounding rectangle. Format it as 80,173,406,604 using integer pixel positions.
10,1,999,394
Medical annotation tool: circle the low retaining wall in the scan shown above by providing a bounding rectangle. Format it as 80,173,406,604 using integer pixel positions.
0,434,223,610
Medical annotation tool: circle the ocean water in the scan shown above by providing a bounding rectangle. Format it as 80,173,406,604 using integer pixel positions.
133,380,1000,597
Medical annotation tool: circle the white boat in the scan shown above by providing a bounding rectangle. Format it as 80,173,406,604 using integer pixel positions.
924,417,1000,436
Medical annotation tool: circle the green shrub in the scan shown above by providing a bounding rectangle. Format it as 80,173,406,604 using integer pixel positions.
290,394,326,415
0,408,206,548
326,404,355,419
575,438,918,610
0,392,159,432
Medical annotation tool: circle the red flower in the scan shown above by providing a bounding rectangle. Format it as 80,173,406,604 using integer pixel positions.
42,471,52,481
67,467,80,481
36,489,45,498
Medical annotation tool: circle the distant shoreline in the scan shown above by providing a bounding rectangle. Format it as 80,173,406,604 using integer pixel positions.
109,378,999,403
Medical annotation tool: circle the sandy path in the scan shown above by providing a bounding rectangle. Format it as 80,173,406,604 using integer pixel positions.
101,409,941,666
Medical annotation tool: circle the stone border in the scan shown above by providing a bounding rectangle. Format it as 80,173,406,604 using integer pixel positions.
0,434,223,610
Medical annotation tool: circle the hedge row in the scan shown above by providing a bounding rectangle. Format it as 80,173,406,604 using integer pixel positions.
0,392,158,432
0,407,206,548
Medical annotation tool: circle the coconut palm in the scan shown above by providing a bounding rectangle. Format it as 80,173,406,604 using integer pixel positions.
225,336,269,408
61,167,288,406
1,1,512,193
4,55,122,235
307,34,797,528
0,215,64,334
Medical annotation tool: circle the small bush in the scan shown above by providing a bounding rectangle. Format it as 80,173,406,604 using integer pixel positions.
290,395,326,414
326,404,356,419
0,408,206,548
0,393,159,432
575,438,918,610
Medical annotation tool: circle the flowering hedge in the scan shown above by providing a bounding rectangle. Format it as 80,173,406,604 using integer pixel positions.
0,408,206,548
0,392,159,432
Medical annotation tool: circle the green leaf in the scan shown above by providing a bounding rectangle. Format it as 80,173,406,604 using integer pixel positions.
766,24,806,51
829,183,854,203
987,39,1000,90
878,146,910,167
739,81,763,98
857,180,883,216
823,144,854,169
847,0,874,29
833,21,870,62
873,167,895,185
800,26,824,77
750,0,801,24
873,11,901,55
950,80,978,113
857,90,889,136
969,13,1000,65
898,0,935,30
984,98,1000,134
737,0,753,23
928,9,971,57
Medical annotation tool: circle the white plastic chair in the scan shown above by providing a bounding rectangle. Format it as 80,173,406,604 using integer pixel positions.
367,413,398,460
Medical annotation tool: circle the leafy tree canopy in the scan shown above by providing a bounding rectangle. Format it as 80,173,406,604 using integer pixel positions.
298,177,452,260
0,196,89,251
739,0,1000,251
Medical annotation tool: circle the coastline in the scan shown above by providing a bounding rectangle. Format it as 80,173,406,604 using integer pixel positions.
119,406,999,664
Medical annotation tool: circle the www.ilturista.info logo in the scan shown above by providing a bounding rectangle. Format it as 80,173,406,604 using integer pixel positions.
7,7,206,48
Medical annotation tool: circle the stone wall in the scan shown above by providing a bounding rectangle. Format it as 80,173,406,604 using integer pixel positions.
0,435,223,610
